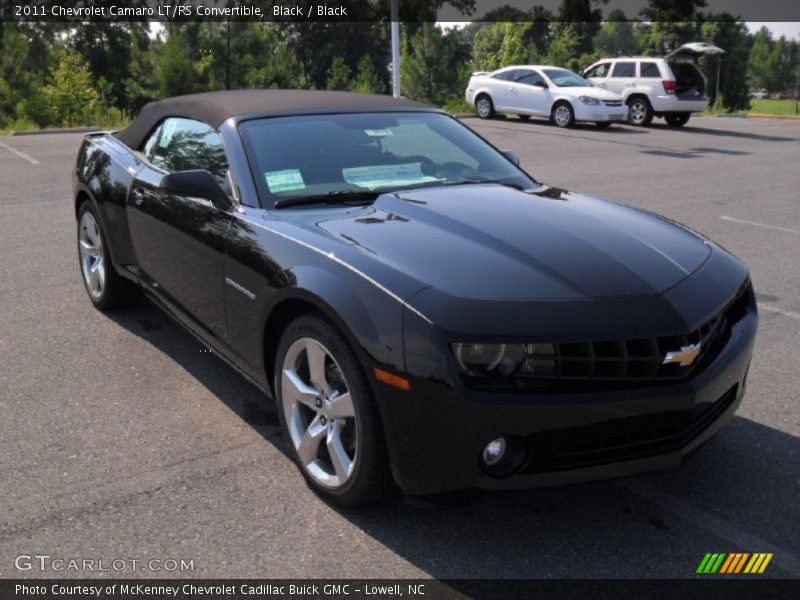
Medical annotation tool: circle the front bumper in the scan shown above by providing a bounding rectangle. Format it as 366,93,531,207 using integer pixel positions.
573,103,629,123
374,281,756,496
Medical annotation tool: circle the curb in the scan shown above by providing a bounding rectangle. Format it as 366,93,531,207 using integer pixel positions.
11,126,106,136
747,112,800,121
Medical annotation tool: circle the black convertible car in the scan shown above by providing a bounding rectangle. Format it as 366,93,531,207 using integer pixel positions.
73,90,757,506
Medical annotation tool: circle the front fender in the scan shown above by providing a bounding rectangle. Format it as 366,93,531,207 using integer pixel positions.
262,265,403,371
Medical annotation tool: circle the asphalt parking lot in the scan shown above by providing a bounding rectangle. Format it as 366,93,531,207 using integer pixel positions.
1,115,799,580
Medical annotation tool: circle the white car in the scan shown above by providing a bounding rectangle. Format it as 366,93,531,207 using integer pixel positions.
465,65,628,128
582,43,725,127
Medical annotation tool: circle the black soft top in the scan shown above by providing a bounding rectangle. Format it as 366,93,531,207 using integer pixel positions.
114,89,432,150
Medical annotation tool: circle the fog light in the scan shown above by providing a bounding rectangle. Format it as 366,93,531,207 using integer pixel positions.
482,438,507,466
480,435,527,477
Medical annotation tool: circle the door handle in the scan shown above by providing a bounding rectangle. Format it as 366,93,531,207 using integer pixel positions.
132,188,146,206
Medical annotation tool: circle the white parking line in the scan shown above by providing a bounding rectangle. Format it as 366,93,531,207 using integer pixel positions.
0,140,39,165
720,215,800,235
621,479,800,576
758,303,800,322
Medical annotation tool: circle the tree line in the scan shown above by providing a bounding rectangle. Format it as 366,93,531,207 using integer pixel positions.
1,0,798,131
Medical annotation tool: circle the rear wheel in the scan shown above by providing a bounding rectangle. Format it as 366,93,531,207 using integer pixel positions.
627,97,653,126
665,112,691,127
595,122,613,129
475,95,495,119
551,102,575,128
275,314,391,506
77,201,140,310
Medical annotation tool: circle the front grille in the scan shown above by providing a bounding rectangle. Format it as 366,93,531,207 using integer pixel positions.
603,100,623,107
521,384,738,474
464,280,753,393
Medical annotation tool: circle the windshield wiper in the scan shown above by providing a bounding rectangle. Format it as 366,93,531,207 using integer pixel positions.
274,190,380,209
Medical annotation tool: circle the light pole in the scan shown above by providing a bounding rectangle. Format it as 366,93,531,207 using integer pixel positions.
391,0,400,97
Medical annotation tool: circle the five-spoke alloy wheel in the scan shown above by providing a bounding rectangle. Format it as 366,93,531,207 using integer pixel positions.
281,337,357,488
79,210,106,300
76,201,139,310
275,315,391,506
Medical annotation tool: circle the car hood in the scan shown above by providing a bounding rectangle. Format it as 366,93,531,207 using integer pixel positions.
303,184,711,301
561,87,622,101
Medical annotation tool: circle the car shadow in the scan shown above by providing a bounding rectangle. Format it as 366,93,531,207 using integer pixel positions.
107,299,800,579
475,114,800,143
645,121,800,143
477,114,648,134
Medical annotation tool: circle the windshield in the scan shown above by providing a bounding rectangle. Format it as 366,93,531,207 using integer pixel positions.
239,112,536,207
543,69,591,88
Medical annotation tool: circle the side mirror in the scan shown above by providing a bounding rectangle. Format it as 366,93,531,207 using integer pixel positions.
502,150,520,166
533,81,549,89
159,170,232,210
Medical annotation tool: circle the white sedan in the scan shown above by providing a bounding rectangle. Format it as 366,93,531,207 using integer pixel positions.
465,65,629,128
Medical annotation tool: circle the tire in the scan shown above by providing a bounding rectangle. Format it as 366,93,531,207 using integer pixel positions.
517,114,531,121
665,112,691,127
475,94,495,119
627,96,653,126
77,201,140,310
274,314,391,506
551,102,575,128
595,122,613,129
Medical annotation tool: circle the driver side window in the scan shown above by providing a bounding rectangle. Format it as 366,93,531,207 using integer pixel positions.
585,63,611,78
140,118,230,184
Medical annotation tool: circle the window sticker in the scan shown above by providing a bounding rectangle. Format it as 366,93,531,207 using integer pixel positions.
265,169,306,193
342,162,440,190
364,129,393,137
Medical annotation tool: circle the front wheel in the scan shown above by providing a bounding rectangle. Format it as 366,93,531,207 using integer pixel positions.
475,95,495,119
77,201,140,310
275,314,391,506
551,102,575,128
627,97,653,126
665,112,691,127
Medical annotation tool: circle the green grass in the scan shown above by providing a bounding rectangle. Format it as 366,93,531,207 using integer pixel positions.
0,107,130,135
749,98,798,116
442,98,473,115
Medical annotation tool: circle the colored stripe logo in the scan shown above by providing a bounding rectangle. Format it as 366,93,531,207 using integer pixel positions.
697,552,773,574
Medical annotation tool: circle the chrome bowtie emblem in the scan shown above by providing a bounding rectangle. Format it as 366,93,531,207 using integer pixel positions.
662,342,703,366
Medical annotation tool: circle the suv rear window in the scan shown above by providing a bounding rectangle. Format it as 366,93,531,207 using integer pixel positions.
640,62,661,78
611,62,635,78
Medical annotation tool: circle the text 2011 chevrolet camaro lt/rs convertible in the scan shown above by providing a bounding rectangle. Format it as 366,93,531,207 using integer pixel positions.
73,90,757,506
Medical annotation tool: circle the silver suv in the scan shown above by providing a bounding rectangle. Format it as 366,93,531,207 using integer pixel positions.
582,43,724,127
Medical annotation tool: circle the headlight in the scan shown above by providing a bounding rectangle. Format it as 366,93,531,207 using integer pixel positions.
452,343,530,376
579,96,601,106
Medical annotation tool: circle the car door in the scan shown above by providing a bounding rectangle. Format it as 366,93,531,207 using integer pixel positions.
508,69,550,115
584,62,613,90
487,69,514,110
606,61,637,96
127,117,234,341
